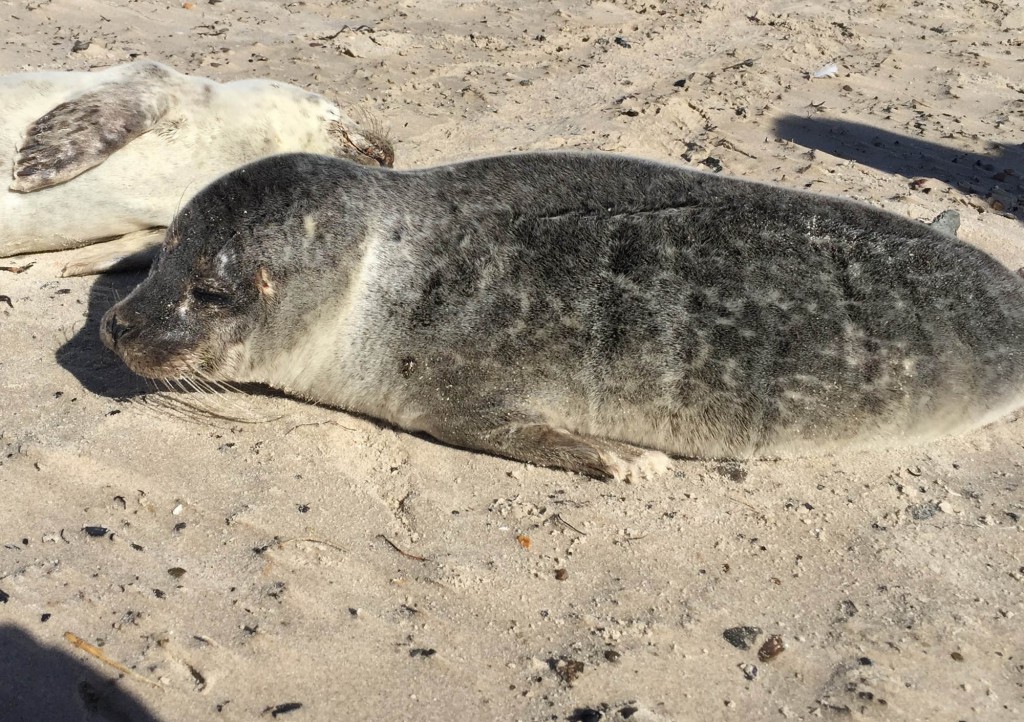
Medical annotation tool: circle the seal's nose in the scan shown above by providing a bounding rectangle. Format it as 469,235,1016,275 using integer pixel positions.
104,311,131,346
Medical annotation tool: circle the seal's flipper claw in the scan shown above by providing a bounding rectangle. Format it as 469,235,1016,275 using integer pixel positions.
11,75,174,192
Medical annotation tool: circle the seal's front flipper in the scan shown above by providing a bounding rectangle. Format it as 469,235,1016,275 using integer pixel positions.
61,228,166,277
429,420,672,481
11,73,175,192
928,209,961,238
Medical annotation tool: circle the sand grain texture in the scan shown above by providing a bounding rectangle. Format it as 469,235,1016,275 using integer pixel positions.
1,1,1022,720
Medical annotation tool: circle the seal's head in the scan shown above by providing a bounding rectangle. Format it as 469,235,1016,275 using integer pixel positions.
100,153,369,382
296,89,394,168
222,78,396,169
328,115,395,168
99,210,275,382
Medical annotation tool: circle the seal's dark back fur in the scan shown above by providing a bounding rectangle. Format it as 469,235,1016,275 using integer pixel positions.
357,153,1024,455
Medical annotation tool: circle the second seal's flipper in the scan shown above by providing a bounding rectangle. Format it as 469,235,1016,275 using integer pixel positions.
11,64,178,192
61,228,166,277
928,209,961,238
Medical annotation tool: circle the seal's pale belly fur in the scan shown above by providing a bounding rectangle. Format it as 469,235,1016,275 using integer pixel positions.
103,152,1024,476
0,61,391,274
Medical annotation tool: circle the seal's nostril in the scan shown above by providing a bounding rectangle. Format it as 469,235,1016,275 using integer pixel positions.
106,313,130,345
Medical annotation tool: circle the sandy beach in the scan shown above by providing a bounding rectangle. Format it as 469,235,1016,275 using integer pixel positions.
1,1,1022,720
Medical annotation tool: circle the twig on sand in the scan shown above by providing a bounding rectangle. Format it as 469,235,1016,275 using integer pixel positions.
547,513,586,535
63,631,163,689
725,495,767,520
378,534,428,562
277,537,347,553
284,419,355,435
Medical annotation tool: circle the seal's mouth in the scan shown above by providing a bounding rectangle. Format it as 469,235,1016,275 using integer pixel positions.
102,330,199,381
100,304,229,381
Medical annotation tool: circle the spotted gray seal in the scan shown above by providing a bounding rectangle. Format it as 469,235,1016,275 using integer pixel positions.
0,60,393,275
100,152,1024,479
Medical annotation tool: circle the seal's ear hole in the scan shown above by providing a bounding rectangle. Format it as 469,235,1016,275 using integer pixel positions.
256,267,275,298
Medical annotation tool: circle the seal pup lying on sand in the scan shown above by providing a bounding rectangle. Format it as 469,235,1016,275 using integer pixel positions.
1,61,393,275
101,152,1024,479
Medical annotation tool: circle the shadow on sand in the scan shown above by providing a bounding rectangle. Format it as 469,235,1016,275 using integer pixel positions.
773,115,1022,223
55,270,151,400
0,623,163,722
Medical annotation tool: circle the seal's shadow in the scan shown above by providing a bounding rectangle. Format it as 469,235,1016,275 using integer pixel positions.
0,624,163,722
773,116,1023,223
56,270,151,398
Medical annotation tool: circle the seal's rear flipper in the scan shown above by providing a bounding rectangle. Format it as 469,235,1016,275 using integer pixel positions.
928,209,961,238
61,228,166,276
11,65,177,192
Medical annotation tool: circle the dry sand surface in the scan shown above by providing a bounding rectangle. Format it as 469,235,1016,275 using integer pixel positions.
2,1,1023,720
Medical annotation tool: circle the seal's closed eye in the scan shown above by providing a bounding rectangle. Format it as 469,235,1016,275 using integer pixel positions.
191,286,232,305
